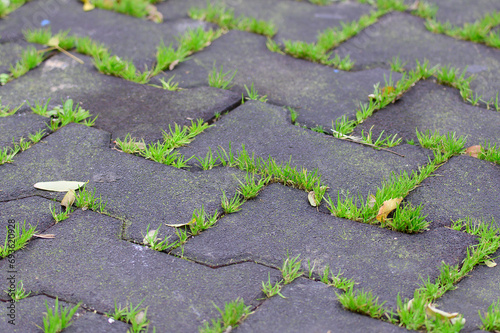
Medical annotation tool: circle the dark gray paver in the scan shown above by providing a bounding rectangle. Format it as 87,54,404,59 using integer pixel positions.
0,0,209,69
336,12,500,100
438,248,500,332
176,183,476,305
236,277,407,333
0,53,241,144
159,30,399,129
0,210,281,332
0,196,59,241
178,101,431,197
0,123,245,243
0,295,129,332
0,40,40,74
0,111,49,149
406,155,500,229
426,0,500,25
158,0,373,43
352,79,500,146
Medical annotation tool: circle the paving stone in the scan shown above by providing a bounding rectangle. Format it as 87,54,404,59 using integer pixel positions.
0,111,49,149
406,155,500,229
426,0,500,25
0,40,42,74
0,0,208,69
0,53,241,144
0,123,246,243
236,277,407,333
0,210,281,332
160,30,399,130
178,101,431,197
352,79,500,146
158,0,373,43
0,196,59,242
437,248,500,332
0,294,130,332
176,183,476,306
335,12,500,101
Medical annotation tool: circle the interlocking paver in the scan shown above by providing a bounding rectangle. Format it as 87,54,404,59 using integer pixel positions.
0,111,49,149
0,53,240,143
424,0,500,25
176,183,476,305
0,124,245,242
179,100,431,196
158,0,373,43
0,210,281,332
336,12,500,100
236,278,408,333
161,30,399,129
0,0,208,68
352,79,500,146
406,155,500,229
0,295,130,332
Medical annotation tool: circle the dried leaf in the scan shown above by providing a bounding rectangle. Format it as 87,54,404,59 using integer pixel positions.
376,197,403,222
146,4,163,23
425,303,461,321
465,145,482,158
61,189,75,209
308,191,317,207
136,142,146,150
47,36,59,47
381,86,395,96
33,234,55,239
143,230,159,245
165,219,194,228
135,311,145,324
485,260,497,268
367,194,377,208
169,59,180,71
34,181,86,192
82,0,95,11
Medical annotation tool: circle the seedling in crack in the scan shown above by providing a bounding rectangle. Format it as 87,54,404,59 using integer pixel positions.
221,190,244,214
75,185,107,213
50,204,71,223
337,287,388,319
108,298,150,333
261,273,285,298
0,146,20,165
38,298,81,333
4,280,31,302
480,299,500,332
237,173,270,199
281,253,303,284
199,298,252,333
0,221,37,258
189,206,218,236
143,224,178,252
208,63,237,90
243,83,268,103
157,76,181,91
195,147,219,170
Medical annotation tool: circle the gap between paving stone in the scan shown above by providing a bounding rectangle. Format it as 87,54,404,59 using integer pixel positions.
405,155,500,229
0,40,45,75
436,248,500,333
0,210,282,332
0,0,211,69
335,12,500,101
352,79,500,146
156,29,400,130
236,277,407,333
0,294,130,332
174,183,477,307
178,100,432,197
0,123,246,243
157,0,374,44
0,111,50,149
0,52,241,144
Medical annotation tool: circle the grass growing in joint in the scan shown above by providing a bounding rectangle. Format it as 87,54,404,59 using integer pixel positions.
281,253,303,284
4,280,31,302
479,300,500,331
189,3,277,38
337,287,389,319
208,63,237,90
39,298,81,333
0,221,37,258
75,185,108,213
221,191,244,214
199,298,252,333
108,299,150,333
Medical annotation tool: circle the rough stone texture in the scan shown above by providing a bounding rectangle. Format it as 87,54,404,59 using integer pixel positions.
0,210,281,332
236,278,408,333
352,79,500,146
160,30,399,130
0,124,245,243
0,0,209,69
0,295,129,332
406,155,500,228
336,12,500,101
0,196,59,241
0,111,49,149
177,183,476,306
158,0,373,43
426,0,500,25
179,101,431,196
0,40,41,74
437,248,500,333
0,53,241,144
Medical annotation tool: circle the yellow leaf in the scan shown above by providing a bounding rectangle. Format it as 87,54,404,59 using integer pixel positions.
308,191,317,207
165,219,195,228
33,234,55,239
485,260,497,268
61,189,75,209
169,59,180,71
34,181,86,192
465,145,482,158
47,37,59,47
82,0,95,11
425,304,465,325
376,197,403,222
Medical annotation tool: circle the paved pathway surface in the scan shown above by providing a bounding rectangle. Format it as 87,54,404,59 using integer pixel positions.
0,0,499,332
